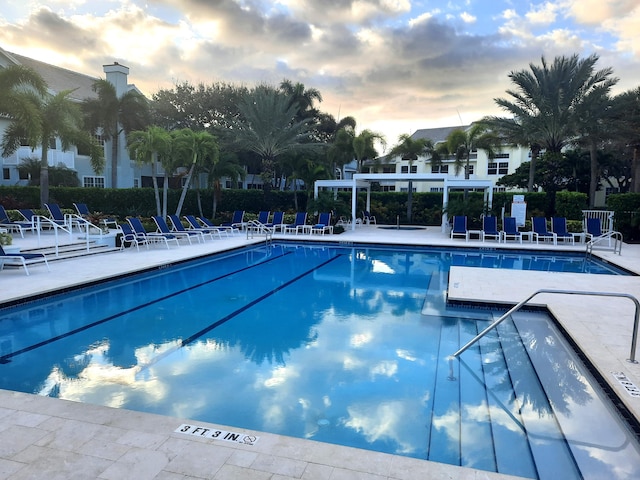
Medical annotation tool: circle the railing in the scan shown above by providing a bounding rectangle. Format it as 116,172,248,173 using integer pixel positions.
586,230,623,256
35,215,72,256
245,220,273,245
451,289,640,363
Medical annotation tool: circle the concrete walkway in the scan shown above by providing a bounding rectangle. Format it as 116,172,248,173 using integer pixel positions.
0,225,638,479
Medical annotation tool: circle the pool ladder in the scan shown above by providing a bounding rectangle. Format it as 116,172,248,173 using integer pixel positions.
451,289,640,363
245,220,273,245
586,230,623,256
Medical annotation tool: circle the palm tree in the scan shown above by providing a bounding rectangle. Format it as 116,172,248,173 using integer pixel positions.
490,54,617,197
388,134,436,222
127,126,172,216
279,79,323,122
609,88,640,193
207,151,245,219
0,65,48,148
1,78,104,206
170,128,219,216
445,123,500,179
353,129,386,172
233,86,321,197
83,79,150,188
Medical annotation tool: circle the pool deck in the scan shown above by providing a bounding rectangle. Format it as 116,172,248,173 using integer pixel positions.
1,225,639,479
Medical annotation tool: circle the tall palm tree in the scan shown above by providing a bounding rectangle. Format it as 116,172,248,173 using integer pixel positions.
0,65,48,148
1,80,104,206
490,54,617,197
171,128,219,216
83,79,150,188
207,151,245,219
127,126,172,216
388,134,435,222
353,129,386,172
445,123,500,179
233,86,321,197
279,79,323,122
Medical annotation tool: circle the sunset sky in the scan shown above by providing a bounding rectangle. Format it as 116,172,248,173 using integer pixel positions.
1,1,639,147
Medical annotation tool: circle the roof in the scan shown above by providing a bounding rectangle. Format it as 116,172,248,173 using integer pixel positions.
411,125,472,144
6,51,99,102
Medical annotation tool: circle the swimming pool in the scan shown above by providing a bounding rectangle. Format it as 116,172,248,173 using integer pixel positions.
0,243,638,479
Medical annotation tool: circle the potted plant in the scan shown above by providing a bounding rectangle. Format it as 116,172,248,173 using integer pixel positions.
0,232,13,246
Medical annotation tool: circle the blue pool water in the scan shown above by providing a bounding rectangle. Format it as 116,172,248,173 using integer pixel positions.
0,244,638,479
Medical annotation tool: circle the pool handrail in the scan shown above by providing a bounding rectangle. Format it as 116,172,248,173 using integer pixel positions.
451,289,640,363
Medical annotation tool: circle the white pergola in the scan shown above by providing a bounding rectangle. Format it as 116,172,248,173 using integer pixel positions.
314,173,494,232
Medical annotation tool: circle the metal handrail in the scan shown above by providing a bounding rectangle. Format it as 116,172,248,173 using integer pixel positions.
451,289,640,363
245,220,273,245
586,230,623,256
35,215,72,256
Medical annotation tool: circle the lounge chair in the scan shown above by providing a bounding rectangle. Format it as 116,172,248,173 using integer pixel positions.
198,216,238,235
0,205,35,237
532,217,557,245
551,217,575,244
264,211,285,232
362,210,377,225
127,217,180,249
118,223,147,251
152,216,199,244
0,244,49,275
450,216,469,241
481,216,500,242
311,212,333,235
222,210,246,230
168,214,218,241
256,211,270,225
74,203,118,229
45,203,80,230
283,212,308,234
501,217,522,244
183,215,227,238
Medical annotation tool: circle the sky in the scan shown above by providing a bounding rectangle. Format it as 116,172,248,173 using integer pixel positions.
1,0,639,149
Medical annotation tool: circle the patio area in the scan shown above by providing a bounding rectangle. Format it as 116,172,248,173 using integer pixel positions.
1,224,639,479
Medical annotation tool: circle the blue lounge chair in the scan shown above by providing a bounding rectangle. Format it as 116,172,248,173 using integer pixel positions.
265,211,285,232
128,217,180,249
0,205,35,237
551,217,575,244
284,212,308,234
450,216,469,241
311,212,333,235
45,203,80,230
257,211,270,225
0,244,49,275
222,210,245,230
532,217,557,245
74,203,118,229
481,216,500,242
183,215,226,238
152,216,199,244
362,210,376,225
501,217,522,243
119,223,147,251
198,216,237,235
168,214,218,241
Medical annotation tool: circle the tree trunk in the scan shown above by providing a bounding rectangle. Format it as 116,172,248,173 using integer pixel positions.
175,161,196,216
151,157,161,216
110,127,119,188
162,173,168,219
406,180,413,223
39,144,49,208
632,146,640,193
527,148,539,192
588,141,598,208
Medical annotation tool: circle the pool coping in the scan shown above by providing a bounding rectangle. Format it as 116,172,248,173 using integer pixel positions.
1,226,639,479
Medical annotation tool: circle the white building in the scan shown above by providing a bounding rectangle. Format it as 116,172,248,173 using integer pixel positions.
0,47,145,189
365,125,530,194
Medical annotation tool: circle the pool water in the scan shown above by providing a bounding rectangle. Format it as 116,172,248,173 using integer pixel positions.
0,244,638,479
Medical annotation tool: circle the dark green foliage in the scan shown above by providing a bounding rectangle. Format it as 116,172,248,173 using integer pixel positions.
555,191,588,220
607,193,640,241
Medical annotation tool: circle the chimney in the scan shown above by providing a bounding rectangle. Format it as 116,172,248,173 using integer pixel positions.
103,62,129,97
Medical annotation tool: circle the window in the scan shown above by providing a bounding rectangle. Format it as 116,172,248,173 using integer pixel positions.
133,178,139,188
3,168,9,180
410,165,417,173
18,169,29,180
467,165,474,175
401,166,408,174
379,185,395,192
431,164,449,174
430,187,444,193
382,166,395,174
495,153,510,159
488,162,497,175
83,176,105,188
498,162,509,175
